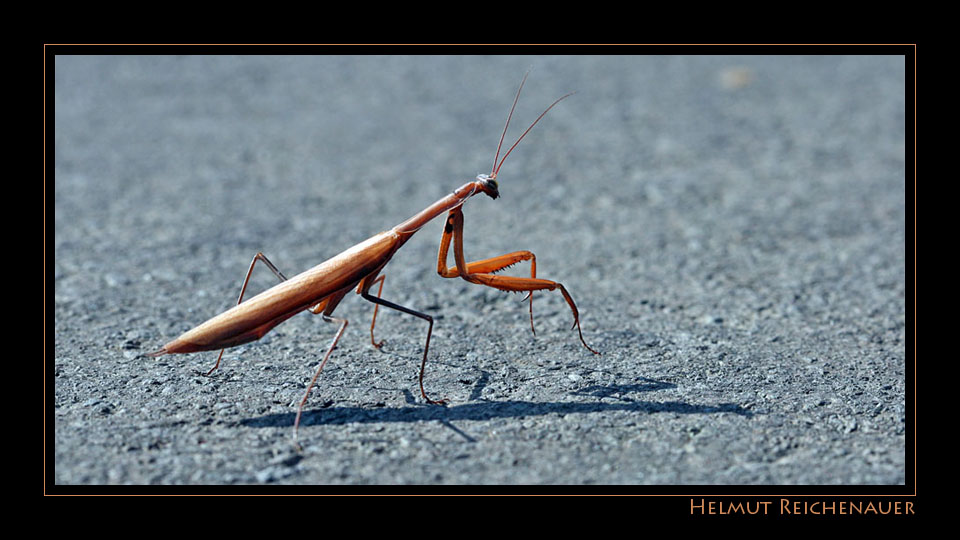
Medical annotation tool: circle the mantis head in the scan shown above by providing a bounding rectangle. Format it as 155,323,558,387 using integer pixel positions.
475,173,500,199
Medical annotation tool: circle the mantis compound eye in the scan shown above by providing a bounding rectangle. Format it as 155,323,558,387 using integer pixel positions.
476,176,500,199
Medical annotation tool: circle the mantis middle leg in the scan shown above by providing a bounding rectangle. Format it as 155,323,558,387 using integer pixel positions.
357,272,443,405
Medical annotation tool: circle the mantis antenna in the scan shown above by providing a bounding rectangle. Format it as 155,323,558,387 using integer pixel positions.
488,72,575,181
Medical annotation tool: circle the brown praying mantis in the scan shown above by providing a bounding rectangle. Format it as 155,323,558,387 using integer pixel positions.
149,73,600,444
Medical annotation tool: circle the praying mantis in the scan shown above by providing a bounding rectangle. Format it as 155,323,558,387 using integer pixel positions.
150,73,600,444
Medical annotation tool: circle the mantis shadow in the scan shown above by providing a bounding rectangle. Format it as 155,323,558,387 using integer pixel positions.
237,379,753,429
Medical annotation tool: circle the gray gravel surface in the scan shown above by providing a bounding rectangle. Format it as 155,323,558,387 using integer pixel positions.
53,54,907,485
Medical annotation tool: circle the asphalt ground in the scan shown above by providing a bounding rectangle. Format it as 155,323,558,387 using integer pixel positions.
52,54,907,485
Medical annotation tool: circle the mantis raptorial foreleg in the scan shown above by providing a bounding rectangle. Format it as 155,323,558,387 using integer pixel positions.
437,210,538,333
437,207,599,355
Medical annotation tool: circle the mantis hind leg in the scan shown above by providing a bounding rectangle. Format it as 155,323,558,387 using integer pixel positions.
206,252,289,376
293,312,348,449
